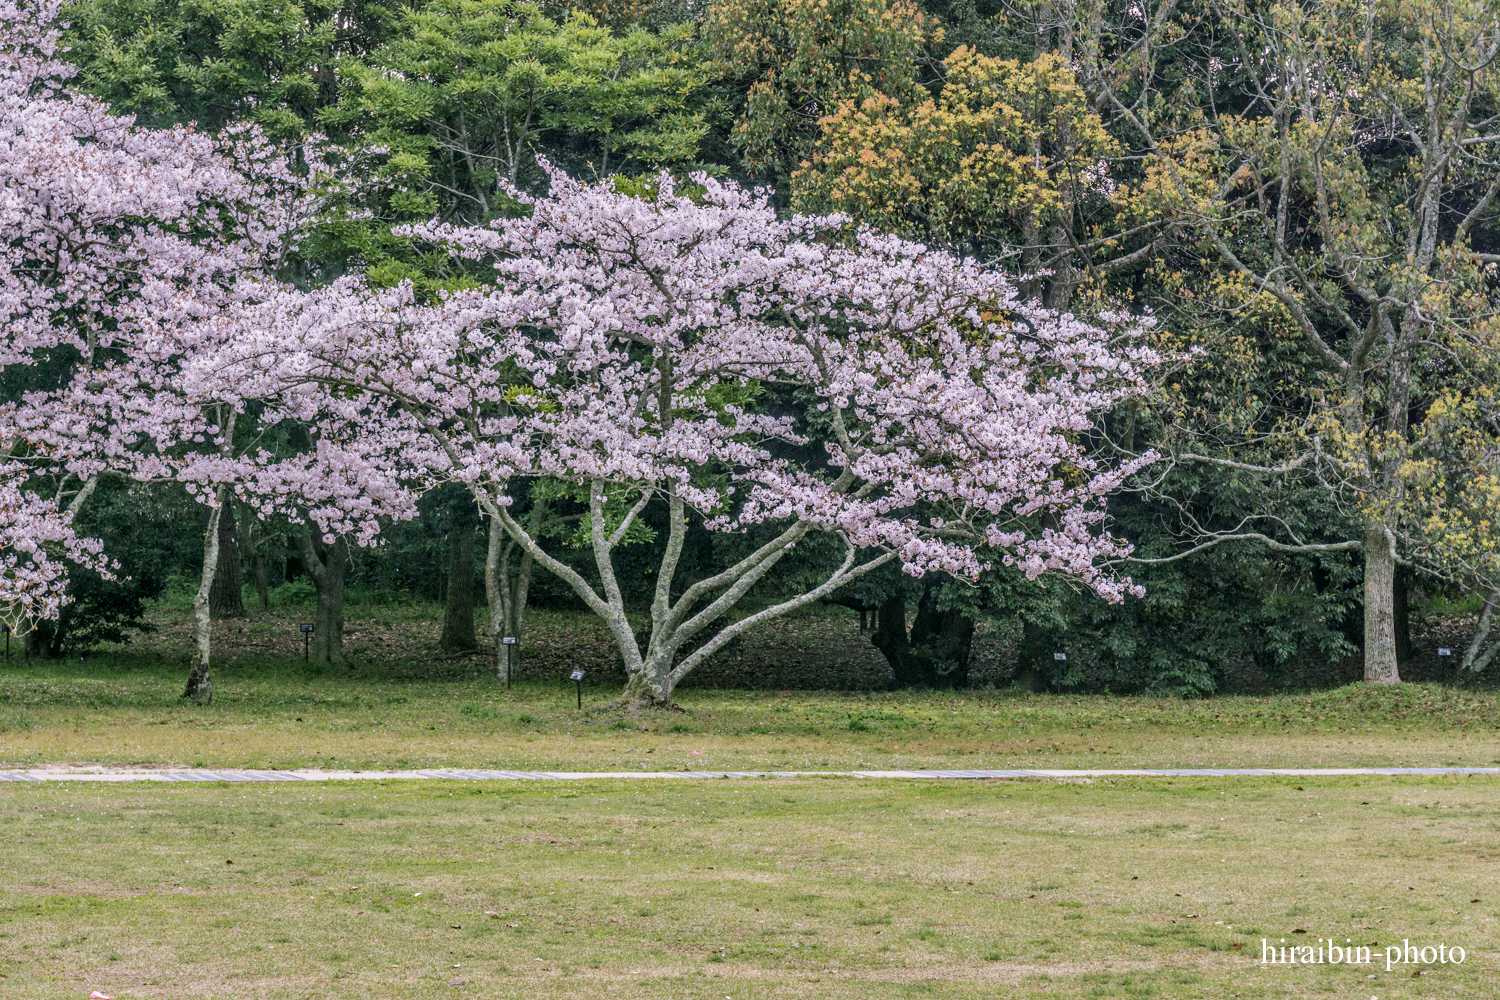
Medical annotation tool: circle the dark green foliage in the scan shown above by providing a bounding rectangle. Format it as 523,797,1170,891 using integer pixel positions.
970,532,1363,698
62,0,399,137
27,568,162,658
27,481,196,656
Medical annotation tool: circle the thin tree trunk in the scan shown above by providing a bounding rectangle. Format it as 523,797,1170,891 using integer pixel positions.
241,508,272,612
485,515,511,681
184,488,227,703
440,523,477,651
298,528,347,665
485,506,540,682
506,544,535,676
1462,590,1500,675
209,497,245,619
1363,523,1401,684
509,501,539,637
66,474,99,516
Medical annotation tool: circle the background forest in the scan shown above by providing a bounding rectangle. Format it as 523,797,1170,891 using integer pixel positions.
28,0,1500,696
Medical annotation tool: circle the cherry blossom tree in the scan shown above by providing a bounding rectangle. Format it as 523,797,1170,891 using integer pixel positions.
0,0,233,671
0,0,408,700
0,0,256,697
223,166,1161,704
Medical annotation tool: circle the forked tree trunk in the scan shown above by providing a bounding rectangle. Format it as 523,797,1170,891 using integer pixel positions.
440,524,477,652
209,497,245,619
298,528,348,665
184,488,228,703
484,508,540,682
620,652,674,706
1363,523,1401,684
474,480,894,709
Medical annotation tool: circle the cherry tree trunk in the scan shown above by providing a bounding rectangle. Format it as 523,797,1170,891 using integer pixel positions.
440,525,477,652
298,529,347,665
621,653,674,707
1363,524,1401,684
185,490,228,704
209,497,245,619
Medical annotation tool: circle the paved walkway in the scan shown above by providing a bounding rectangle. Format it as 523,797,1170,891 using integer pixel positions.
1,766,1497,782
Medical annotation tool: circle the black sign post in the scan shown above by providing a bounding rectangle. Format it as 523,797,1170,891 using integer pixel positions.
501,636,517,688
570,669,585,710
1053,651,1066,695
1438,647,1452,686
301,623,315,661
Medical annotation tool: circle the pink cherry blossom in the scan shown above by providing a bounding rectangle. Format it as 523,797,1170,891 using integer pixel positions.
0,2,405,696
0,462,113,633
217,163,1160,703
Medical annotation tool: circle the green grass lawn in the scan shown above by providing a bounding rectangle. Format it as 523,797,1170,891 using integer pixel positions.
0,775,1493,998
2,655,1500,771
5,646,1497,997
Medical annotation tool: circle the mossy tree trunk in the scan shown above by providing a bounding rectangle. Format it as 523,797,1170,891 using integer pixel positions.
298,528,348,665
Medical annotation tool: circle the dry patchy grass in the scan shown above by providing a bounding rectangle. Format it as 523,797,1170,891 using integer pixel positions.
0,776,1495,998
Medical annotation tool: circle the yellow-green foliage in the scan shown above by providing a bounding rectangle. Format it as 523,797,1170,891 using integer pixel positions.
705,0,939,184
792,49,1116,255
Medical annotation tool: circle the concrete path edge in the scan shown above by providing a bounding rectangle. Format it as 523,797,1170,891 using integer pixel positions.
2,766,1499,782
